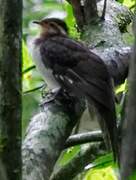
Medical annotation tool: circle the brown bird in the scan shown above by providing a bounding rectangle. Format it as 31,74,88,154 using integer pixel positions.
32,17,118,160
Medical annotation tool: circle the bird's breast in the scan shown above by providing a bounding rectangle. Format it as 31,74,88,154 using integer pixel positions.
32,42,60,90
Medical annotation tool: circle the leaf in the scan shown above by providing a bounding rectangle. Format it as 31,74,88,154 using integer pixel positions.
64,2,80,39
115,80,127,94
91,153,114,169
58,145,81,166
122,0,135,9
84,166,118,180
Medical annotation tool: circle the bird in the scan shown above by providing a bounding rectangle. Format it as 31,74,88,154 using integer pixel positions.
32,17,118,161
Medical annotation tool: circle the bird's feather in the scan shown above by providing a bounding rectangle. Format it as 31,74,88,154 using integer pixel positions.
39,35,118,160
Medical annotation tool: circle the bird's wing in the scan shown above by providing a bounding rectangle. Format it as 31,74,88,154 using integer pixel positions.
40,36,118,160
40,36,113,110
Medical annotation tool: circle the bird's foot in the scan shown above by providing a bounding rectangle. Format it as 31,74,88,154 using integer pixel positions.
40,84,48,98
40,87,61,106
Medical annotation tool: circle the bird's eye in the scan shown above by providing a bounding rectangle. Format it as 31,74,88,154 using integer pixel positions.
43,22,48,25
49,23,56,28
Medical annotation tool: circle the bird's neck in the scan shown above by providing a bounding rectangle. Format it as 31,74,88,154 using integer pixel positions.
34,37,44,46
34,33,67,46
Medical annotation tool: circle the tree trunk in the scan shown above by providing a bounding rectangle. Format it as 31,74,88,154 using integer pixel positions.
0,1,22,180
120,16,136,179
84,0,98,23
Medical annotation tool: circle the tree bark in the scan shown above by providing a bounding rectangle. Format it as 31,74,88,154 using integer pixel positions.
0,1,22,180
22,95,85,180
120,16,136,180
82,0,132,86
93,47,131,86
0,159,8,180
84,0,98,23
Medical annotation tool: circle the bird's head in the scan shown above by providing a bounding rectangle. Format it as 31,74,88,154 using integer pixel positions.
33,18,69,37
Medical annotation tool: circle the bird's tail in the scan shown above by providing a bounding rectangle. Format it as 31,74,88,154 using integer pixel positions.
64,67,119,161
88,94,119,162
98,106,119,162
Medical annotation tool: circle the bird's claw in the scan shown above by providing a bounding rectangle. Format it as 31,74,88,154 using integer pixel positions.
40,84,48,98
40,88,60,107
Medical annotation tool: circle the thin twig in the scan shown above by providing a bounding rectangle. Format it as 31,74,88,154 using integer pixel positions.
23,65,36,74
23,85,44,94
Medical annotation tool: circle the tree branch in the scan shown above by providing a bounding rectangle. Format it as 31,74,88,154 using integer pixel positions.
22,94,85,180
83,0,132,86
92,47,131,86
65,130,103,148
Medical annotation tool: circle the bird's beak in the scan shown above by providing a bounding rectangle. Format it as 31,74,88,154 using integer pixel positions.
33,20,42,25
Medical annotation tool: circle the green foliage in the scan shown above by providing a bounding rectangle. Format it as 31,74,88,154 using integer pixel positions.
117,0,135,10
115,80,128,120
58,145,81,166
22,40,33,71
23,0,64,37
22,41,43,94
122,31,134,45
64,2,80,39
84,166,117,180
115,80,127,94
124,0,135,10
92,153,114,168
129,172,136,180
83,154,118,180
116,0,134,46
